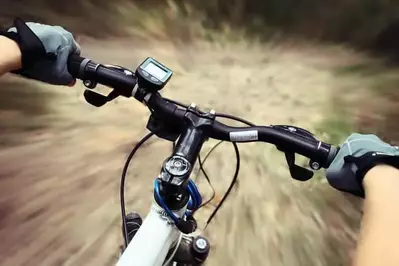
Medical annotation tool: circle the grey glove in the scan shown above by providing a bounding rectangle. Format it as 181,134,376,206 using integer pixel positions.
5,18,80,85
326,133,399,197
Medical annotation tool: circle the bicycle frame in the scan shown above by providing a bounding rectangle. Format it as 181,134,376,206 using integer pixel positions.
117,199,185,266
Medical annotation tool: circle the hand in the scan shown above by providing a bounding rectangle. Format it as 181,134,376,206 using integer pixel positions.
5,18,80,85
326,133,399,197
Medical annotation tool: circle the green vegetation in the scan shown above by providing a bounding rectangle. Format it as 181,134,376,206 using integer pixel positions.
184,0,399,47
1,0,399,48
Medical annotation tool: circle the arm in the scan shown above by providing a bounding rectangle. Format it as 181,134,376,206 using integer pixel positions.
0,36,22,75
326,134,399,265
353,165,399,266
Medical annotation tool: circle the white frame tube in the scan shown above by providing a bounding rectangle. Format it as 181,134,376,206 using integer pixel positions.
116,200,186,266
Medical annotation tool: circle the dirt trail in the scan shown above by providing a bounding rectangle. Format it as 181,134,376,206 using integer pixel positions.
0,40,362,266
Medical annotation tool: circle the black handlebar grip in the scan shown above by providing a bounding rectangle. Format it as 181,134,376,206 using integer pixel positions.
324,145,339,168
67,54,86,79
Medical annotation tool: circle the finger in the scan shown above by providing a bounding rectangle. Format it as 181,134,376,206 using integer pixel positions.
68,79,76,87
71,38,81,55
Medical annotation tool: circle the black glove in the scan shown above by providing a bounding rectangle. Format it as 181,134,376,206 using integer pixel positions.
326,133,399,197
1,18,80,85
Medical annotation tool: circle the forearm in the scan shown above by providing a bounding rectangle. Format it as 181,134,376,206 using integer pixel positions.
353,165,399,266
0,36,22,75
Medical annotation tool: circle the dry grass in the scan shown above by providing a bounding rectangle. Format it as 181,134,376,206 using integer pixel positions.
1,2,398,265
0,38,367,265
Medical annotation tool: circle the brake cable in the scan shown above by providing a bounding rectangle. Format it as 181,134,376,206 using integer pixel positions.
204,142,240,229
165,98,220,211
120,132,202,244
193,141,223,208
200,113,254,229
195,112,255,192
163,99,255,215
120,132,155,248
215,112,255,127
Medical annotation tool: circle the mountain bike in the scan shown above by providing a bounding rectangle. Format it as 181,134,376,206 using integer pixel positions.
67,55,338,266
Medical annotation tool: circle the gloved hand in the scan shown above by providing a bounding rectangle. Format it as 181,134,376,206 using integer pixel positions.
2,18,80,85
326,133,399,198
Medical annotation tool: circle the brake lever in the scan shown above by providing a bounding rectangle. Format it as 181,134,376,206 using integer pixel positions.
83,89,120,107
81,64,133,107
284,151,314,181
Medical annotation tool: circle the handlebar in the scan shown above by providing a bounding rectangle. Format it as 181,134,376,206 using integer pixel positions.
67,54,338,169
68,55,136,97
210,122,336,167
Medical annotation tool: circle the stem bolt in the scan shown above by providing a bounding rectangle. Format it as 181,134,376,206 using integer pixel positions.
310,161,320,170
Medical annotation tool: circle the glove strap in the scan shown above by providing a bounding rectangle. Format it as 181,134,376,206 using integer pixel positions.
0,18,47,71
0,30,20,42
345,151,399,187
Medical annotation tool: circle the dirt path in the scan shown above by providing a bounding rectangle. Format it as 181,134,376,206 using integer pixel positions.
0,40,362,266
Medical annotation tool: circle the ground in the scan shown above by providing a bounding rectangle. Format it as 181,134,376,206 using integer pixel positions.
0,39,363,265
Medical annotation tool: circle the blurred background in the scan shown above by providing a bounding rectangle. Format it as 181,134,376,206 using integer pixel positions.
1,0,399,265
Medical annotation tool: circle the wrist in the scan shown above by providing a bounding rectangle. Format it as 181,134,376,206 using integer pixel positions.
0,36,22,71
363,164,399,196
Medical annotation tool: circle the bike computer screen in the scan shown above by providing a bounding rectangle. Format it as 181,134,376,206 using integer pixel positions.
136,58,173,91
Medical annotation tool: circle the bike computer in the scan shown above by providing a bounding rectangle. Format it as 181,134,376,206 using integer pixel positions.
136,57,173,91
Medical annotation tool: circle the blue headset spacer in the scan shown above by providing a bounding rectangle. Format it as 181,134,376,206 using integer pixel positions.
154,179,202,222
154,179,179,223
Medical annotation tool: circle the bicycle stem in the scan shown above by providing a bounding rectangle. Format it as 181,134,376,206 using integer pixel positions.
149,104,217,235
